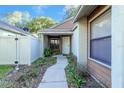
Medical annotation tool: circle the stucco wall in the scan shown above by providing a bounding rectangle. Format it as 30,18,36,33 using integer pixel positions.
78,18,87,70
72,18,87,70
111,6,124,88
72,24,79,59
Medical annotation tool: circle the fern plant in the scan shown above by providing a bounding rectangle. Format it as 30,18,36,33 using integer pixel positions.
44,48,52,57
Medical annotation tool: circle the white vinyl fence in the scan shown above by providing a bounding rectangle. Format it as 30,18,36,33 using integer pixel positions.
30,36,41,63
0,34,41,65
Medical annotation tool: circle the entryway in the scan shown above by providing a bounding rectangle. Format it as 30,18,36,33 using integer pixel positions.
45,35,71,55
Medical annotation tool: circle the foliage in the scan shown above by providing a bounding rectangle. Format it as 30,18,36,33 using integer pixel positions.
16,57,56,88
0,11,30,26
17,68,39,87
64,6,79,20
25,17,56,33
44,48,52,57
0,65,13,79
0,80,15,88
65,56,86,88
0,11,56,33
0,57,56,88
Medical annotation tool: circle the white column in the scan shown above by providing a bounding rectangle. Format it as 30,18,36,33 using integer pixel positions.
112,6,124,88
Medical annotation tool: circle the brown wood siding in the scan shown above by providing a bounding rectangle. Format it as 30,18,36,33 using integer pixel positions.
87,5,111,87
88,59,111,87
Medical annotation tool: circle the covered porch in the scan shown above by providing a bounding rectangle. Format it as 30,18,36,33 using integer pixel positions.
38,28,73,56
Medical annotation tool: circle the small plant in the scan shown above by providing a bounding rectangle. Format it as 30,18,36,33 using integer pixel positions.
65,55,87,88
44,48,52,57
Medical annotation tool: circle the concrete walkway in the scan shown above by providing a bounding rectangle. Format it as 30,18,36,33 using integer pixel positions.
38,55,68,88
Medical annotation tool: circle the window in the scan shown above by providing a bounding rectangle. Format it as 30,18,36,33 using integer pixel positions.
50,39,60,50
90,10,111,66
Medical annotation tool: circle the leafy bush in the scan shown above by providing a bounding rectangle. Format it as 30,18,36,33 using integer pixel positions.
65,56,86,88
44,48,52,57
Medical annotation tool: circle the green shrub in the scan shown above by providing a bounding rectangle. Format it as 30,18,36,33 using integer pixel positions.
66,56,87,88
44,48,52,57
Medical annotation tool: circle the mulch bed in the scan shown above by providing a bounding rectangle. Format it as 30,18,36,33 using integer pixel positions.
65,68,103,88
80,73,103,88
4,57,57,88
65,55,103,88
14,65,48,88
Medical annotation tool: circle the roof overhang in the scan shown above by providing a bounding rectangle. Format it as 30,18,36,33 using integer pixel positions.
38,28,73,35
40,32,73,35
73,5,97,23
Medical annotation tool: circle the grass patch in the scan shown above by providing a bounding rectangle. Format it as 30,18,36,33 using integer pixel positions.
0,65,13,79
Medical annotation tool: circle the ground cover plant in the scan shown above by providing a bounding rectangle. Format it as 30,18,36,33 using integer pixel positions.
0,57,56,88
65,55,102,88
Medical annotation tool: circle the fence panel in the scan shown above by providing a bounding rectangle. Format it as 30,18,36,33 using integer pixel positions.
30,36,41,63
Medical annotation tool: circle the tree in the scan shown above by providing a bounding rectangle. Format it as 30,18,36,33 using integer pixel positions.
0,11,56,33
64,6,79,20
25,17,56,33
0,11,30,26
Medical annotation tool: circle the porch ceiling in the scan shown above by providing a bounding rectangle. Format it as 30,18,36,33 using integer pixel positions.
38,28,73,35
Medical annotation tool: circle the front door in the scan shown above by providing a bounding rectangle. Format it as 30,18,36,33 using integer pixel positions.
62,36,70,54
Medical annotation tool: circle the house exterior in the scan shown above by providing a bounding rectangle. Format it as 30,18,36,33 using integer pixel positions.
1,5,124,88
38,18,74,56
0,21,41,65
72,5,124,88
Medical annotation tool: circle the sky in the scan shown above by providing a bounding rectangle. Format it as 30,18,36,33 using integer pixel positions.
0,5,67,22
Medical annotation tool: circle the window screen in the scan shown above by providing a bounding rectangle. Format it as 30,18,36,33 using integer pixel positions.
90,10,111,66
